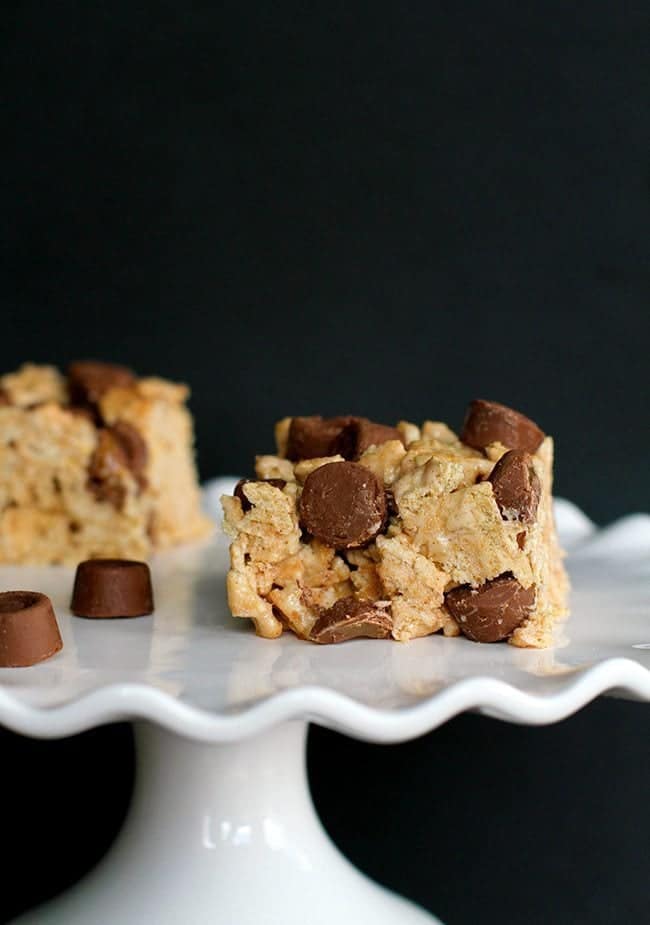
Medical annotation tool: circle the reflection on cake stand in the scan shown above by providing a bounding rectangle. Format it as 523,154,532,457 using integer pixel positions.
1,481,649,924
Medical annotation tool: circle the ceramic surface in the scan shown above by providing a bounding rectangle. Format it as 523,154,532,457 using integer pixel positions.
0,479,648,743
13,721,442,925
5,482,649,925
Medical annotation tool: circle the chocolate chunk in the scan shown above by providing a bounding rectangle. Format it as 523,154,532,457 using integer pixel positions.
110,421,148,488
0,591,63,667
311,596,392,644
0,388,11,407
286,415,401,461
87,423,148,507
71,559,154,618
461,400,545,453
299,461,387,549
87,429,130,508
488,450,541,523
286,415,355,461
68,361,136,415
445,575,535,643
333,418,402,461
234,478,287,512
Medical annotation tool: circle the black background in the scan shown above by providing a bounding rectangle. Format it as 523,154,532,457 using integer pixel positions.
1,3,648,923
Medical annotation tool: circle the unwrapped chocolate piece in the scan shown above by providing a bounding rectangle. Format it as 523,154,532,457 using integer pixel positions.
222,405,569,648
71,559,154,618
0,362,212,564
0,591,63,666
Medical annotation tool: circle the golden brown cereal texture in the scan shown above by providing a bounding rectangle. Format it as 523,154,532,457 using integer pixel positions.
397,420,421,446
274,417,292,457
98,379,211,549
254,455,295,481
0,364,68,407
357,440,407,485
222,417,569,648
0,364,211,564
375,534,456,641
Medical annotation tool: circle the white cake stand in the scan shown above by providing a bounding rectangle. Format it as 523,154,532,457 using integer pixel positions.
2,479,649,925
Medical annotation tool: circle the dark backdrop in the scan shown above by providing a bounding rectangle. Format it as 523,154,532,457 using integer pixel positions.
0,3,648,923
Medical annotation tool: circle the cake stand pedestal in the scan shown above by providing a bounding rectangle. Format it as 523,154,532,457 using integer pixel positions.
16,721,436,924
2,483,649,924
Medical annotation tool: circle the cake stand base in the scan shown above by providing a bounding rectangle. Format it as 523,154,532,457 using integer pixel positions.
13,721,440,924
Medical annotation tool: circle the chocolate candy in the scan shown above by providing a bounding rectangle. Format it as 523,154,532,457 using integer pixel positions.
287,414,402,461
234,478,286,512
87,430,129,508
299,461,387,549
71,559,154,618
87,423,148,508
0,591,63,667
445,575,535,643
488,450,542,524
286,416,354,461
311,596,392,644
109,421,148,488
68,361,136,413
488,450,541,523
333,418,402,461
461,400,545,453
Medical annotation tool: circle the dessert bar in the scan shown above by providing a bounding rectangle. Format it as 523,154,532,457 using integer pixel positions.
0,362,211,564
222,402,569,647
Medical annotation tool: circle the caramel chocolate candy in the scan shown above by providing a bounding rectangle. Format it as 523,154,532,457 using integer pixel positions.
488,450,541,523
234,478,287,512
0,591,63,667
311,596,392,644
110,421,148,488
68,360,136,411
445,575,535,643
299,461,387,549
87,429,130,508
71,559,154,618
87,423,148,508
461,400,545,454
285,415,354,461
333,418,402,461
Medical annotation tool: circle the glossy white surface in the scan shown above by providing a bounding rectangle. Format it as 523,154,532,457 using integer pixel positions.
5,482,649,925
0,480,648,742
14,721,440,925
